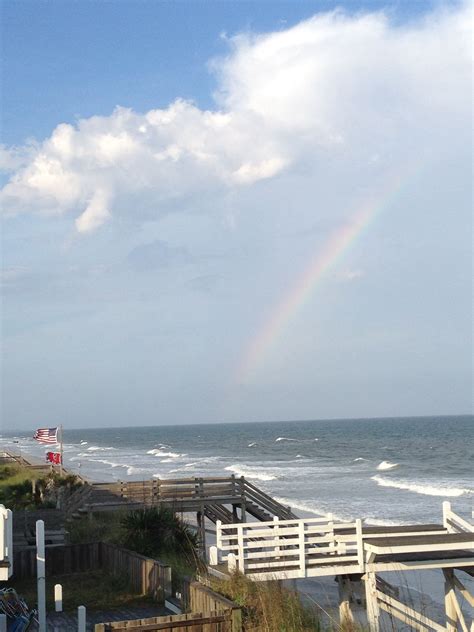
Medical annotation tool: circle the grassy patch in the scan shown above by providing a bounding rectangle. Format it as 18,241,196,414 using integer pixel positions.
0,465,81,510
211,573,324,632
7,570,155,612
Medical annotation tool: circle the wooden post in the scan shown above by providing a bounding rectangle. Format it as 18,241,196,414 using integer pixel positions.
364,572,379,632
273,516,280,559
36,520,46,632
298,520,306,577
231,607,242,632
338,576,355,625
239,477,246,522
444,569,457,632
237,524,244,571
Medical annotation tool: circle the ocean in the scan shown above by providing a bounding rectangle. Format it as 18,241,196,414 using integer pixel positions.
2,415,473,526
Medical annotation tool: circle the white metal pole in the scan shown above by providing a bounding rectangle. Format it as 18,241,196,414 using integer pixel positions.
36,519,46,632
54,584,63,612
59,425,63,476
0,613,6,632
77,605,86,632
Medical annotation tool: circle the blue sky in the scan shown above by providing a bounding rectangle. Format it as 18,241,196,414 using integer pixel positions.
1,1,472,429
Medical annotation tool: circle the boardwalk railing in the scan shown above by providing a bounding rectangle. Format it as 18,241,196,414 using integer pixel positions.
443,501,474,534
66,476,295,522
213,515,364,579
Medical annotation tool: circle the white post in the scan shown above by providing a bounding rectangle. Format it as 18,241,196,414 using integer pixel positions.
228,552,237,572
0,507,5,561
54,584,63,612
273,516,280,559
237,525,244,571
59,425,64,476
0,614,6,632
298,520,306,576
6,509,13,576
36,519,46,632
443,501,451,531
77,605,86,632
365,572,379,632
356,518,364,571
209,546,218,566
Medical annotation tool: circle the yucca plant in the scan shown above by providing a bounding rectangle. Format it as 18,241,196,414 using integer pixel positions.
120,506,200,567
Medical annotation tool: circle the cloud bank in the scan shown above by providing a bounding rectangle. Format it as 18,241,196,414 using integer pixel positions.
1,4,471,233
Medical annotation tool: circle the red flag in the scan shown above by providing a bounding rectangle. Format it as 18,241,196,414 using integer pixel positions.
46,452,62,465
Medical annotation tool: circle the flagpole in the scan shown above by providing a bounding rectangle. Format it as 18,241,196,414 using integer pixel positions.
59,425,63,476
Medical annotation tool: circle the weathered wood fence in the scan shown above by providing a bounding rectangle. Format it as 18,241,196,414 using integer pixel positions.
182,580,242,630
13,542,172,601
95,610,236,632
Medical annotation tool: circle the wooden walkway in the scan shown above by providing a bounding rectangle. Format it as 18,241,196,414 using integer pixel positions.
209,501,474,631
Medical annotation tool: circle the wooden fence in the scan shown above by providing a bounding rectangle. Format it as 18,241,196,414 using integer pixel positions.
179,579,241,630
95,610,237,632
13,541,172,601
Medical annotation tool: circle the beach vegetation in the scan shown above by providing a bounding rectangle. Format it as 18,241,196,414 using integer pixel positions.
0,464,81,510
121,506,201,568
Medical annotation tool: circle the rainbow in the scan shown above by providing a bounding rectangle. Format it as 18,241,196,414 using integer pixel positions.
235,167,413,384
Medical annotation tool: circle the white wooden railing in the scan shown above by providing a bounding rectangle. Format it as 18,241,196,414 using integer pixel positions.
443,501,474,535
0,505,13,580
212,515,364,579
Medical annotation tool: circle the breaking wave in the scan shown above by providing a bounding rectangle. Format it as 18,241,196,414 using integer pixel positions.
377,461,399,470
354,457,368,462
87,446,116,452
225,464,277,481
371,475,472,497
275,437,299,442
147,448,182,458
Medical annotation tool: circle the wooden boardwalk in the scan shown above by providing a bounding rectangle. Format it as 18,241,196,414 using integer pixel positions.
210,501,474,631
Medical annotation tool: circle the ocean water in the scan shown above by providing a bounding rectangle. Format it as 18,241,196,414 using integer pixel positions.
2,415,473,526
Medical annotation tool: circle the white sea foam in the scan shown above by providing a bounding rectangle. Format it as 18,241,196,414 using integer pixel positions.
225,464,277,481
87,446,116,452
147,448,182,458
377,460,399,470
88,458,124,468
80,441,88,445
364,517,411,527
273,496,350,522
275,437,298,442
372,475,472,497
354,457,368,462
248,442,257,447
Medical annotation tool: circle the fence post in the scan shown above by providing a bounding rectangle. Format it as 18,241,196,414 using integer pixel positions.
0,614,6,632
444,569,457,632
273,516,280,559
231,607,242,632
209,546,218,565
443,501,451,531
237,525,244,571
364,572,379,632
228,553,237,572
78,605,86,632
239,477,246,522
54,584,63,612
36,519,47,632
356,519,364,571
298,520,305,576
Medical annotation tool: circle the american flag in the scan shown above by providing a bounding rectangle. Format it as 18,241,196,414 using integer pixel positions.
33,427,59,444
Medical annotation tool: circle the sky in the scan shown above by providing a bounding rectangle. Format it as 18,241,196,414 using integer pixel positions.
1,0,472,430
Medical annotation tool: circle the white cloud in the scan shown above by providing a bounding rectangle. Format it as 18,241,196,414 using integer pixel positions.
1,3,471,232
